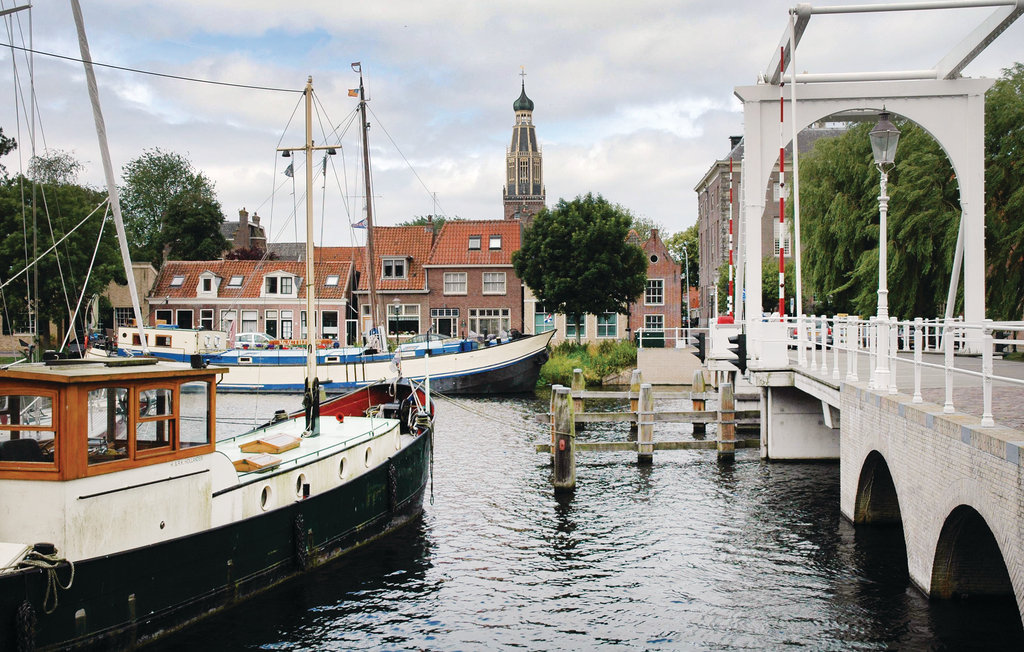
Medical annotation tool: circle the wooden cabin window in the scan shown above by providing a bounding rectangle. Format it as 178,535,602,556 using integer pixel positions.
179,381,211,448
136,388,174,454
87,387,130,465
0,392,57,468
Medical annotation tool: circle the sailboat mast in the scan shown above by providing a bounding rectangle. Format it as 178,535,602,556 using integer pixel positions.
70,0,149,354
302,76,317,383
356,66,381,349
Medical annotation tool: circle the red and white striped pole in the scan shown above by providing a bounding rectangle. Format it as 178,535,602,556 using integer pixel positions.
777,46,786,319
728,157,734,317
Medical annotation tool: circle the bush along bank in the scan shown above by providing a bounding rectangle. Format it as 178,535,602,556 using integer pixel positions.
537,339,637,389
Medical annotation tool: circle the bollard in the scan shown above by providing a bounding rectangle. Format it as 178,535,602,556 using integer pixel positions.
691,369,707,437
628,369,642,441
572,368,585,427
718,382,735,461
552,386,576,492
549,384,560,453
637,382,654,465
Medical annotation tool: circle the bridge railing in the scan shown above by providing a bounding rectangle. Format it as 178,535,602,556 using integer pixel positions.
636,326,707,350
787,314,1024,428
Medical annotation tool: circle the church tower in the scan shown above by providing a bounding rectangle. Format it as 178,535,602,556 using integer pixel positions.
503,79,545,222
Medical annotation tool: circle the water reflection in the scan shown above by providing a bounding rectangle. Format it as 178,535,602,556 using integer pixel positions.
150,392,1023,650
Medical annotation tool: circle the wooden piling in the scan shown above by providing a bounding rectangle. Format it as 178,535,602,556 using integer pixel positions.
718,382,735,461
692,370,706,437
628,369,642,441
552,385,576,492
637,382,654,465
571,368,585,425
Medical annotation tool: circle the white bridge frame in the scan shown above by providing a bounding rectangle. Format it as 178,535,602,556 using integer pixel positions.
735,0,1023,355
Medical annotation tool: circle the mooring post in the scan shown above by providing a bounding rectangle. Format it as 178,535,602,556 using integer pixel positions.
691,369,706,437
718,382,735,461
628,369,642,441
552,385,576,492
549,384,560,454
571,367,585,425
637,382,654,465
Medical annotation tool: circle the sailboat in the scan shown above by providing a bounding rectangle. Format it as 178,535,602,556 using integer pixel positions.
0,7,432,648
92,62,554,395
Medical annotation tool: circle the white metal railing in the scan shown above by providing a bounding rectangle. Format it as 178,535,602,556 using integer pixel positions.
784,314,1024,428
636,326,707,350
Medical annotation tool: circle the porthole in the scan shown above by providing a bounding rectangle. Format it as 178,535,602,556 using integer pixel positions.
260,485,273,511
295,473,307,499
364,446,373,468
650,254,659,263
338,456,347,479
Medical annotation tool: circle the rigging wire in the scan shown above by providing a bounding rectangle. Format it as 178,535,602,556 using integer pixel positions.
367,104,449,218
60,202,109,351
0,41,303,94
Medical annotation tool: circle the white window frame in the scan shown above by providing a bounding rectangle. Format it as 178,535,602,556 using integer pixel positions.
644,314,664,331
382,257,407,279
200,309,214,330
444,272,467,295
170,275,184,287
325,274,340,287
387,303,421,336
645,279,664,306
469,308,510,336
565,315,586,339
482,272,506,295
597,312,617,338
241,310,258,333
468,235,481,250
489,235,502,250
227,275,243,287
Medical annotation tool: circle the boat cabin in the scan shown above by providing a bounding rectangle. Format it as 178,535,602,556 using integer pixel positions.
0,359,222,482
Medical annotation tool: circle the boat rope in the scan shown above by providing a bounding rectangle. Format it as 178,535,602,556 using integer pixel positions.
9,549,76,615
429,392,543,437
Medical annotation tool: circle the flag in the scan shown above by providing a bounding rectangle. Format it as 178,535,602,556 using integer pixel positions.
544,313,553,324
284,163,293,178
348,88,359,97
353,218,367,229
389,350,402,376
351,62,361,73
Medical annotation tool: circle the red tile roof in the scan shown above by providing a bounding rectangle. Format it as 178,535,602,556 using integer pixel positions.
151,259,352,300
321,226,433,291
426,220,521,266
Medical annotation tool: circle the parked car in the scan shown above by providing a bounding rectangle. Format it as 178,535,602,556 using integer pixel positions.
234,332,273,349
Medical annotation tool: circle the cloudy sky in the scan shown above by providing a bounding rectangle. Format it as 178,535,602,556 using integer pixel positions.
2,1,1023,247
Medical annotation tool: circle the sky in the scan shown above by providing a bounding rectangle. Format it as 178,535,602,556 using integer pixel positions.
1,1,1023,247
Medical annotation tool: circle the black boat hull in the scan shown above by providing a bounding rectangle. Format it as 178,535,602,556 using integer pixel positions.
0,432,431,651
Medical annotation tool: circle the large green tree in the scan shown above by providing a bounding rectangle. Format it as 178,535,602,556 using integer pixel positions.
0,175,121,344
985,63,1024,319
512,193,647,342
0,127,16,176
119,148,217,267
161,191,230,261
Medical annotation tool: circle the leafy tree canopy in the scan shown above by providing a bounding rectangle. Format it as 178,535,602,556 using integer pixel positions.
396,215,458,233
512,193,647,341
0,175,121,341
29,149,84,186
665,224,698,287
628,214,664,242
0,127,16,177
119,148,217,268
225,245,276,261
161,191,230,261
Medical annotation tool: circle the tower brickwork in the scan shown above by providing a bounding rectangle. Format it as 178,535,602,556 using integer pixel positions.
503,81,545,223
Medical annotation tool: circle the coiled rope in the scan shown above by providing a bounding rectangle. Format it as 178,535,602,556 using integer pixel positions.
6,550,76,615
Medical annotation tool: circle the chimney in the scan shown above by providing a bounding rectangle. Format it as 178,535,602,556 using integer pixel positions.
239,208,249,226
650,228,659,241
729,135,742,150
237,208,250,249
252,212,260,226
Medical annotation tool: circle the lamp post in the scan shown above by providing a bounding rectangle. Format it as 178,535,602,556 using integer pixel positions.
682,243,691,338
869,111,900,389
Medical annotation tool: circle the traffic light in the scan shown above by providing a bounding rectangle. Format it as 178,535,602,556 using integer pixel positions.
727,333,747,373
693,332,706,363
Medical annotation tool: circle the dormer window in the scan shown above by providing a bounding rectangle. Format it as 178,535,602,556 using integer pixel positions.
382,258,406,279
170,275,184,287
489,235,502,250
227,275,243,287
468,236,481,250
201,278,213,292
325,274,340,287
264,274,296,296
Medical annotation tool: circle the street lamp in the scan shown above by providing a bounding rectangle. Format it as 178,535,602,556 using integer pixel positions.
869,111,900,389
681,243,691,337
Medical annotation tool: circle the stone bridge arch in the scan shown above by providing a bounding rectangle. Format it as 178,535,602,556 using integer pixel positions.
734,78,991,338
931,504,1015,600
853,449,902,525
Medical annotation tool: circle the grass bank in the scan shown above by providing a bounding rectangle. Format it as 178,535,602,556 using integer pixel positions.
537,339,637,388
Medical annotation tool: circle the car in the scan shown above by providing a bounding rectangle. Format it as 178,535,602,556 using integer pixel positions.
234,332,273,349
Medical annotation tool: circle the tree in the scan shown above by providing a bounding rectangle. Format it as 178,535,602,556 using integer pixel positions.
0,175,121,343
0,127,16,177
225,245,276,261
665,224,698,288
628,214,664,241
160,191,230,261
985,63,1024,320
512,193,647,343
28,149,84,185
119,148,217,267
396,215,455,233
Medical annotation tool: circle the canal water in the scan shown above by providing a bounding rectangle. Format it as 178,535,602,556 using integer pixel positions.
154,391,1024,650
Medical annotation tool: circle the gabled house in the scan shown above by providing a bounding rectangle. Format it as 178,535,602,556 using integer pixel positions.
147,259,353,344
424,219,524,337
322,224,435,340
